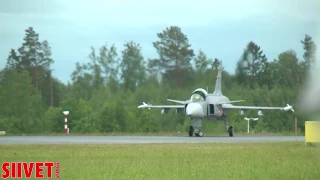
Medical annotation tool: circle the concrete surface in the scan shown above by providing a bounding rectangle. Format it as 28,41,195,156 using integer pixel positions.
0,136,305,144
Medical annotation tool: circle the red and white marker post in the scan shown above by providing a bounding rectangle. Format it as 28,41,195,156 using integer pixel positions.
63,111,69,135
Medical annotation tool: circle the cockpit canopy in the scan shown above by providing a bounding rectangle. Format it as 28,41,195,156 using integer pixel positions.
191,93,204,102
191,88,208,102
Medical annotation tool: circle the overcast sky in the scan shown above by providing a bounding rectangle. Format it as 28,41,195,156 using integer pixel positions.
0,0,319,84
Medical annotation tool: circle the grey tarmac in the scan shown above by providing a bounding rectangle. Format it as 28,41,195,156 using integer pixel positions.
0,136,305,144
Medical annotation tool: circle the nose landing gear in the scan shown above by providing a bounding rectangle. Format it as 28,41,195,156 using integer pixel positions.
188,126,204,137
196,131,204,137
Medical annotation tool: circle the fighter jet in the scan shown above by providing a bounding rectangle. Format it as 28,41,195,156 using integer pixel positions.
138,61,294,137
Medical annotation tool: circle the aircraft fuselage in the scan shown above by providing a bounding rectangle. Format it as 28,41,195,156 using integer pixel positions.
205,94,230,119
185,92,231,120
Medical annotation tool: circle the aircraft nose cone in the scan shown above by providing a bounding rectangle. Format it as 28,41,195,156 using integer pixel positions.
186,103,203,117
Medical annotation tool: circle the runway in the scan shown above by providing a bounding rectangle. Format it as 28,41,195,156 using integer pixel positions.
0,136,305,144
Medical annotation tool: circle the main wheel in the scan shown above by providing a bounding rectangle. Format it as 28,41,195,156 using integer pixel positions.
198,131,204,137
228,126,233,137
188,126,194,136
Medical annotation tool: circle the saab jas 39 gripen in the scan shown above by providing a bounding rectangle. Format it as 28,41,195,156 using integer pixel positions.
138,61,294,137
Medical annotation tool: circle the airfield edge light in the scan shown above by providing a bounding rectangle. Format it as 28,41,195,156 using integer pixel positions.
243,117,259,133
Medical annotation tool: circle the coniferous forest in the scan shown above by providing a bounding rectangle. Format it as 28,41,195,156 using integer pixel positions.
0,26,317,135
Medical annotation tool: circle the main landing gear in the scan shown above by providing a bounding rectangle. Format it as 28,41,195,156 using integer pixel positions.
188,125,233,137
222,114,233,137
228,126,233,137
188,115,234,137
188,126,204,137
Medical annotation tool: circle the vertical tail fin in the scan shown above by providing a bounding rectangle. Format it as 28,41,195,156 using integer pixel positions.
213,61,223,95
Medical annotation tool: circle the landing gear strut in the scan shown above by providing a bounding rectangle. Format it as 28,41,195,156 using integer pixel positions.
222,114,234,137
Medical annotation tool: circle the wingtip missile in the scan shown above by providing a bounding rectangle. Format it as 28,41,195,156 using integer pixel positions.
138,102,151,109
283,104,294,112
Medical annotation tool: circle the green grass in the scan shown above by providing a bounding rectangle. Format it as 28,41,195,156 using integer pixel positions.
1,142,319,180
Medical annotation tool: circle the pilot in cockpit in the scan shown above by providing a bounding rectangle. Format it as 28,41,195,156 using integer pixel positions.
191,93,205,102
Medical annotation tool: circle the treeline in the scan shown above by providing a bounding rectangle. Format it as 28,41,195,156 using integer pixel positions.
0,26,317,135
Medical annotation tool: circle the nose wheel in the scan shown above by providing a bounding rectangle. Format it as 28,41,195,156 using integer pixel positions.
189,126,203,137
195,131,204,137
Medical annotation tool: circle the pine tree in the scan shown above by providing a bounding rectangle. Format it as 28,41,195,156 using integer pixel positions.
301,34,317,68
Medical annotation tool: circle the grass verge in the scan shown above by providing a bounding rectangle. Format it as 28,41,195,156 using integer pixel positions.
0,142,319,179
